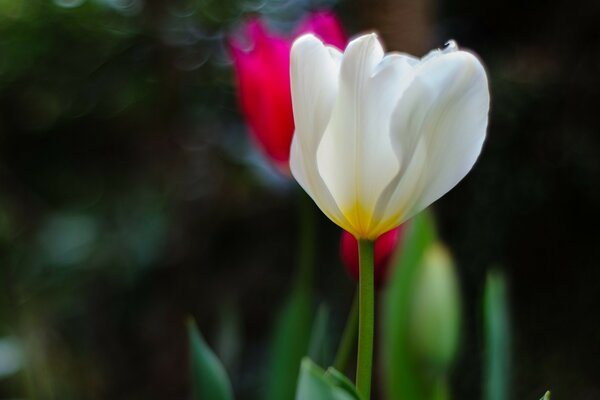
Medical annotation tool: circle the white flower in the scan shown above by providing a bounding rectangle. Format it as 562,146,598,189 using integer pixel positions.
289,33,489,239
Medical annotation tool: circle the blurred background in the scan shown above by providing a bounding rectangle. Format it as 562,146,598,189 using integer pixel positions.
0,0,599,399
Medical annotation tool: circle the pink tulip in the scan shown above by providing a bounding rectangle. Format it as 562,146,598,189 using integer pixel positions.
229,11,346,173
340,226,405,287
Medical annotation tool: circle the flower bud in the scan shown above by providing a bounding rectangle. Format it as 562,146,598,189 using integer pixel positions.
409,243,461,370
339,226,404,287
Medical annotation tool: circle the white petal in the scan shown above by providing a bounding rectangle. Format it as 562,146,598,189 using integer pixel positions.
316,34,414,235
289,34,349,228
394,52,420,66
377,50,489,227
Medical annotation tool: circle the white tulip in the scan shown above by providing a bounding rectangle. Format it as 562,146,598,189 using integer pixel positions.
289,33,489,240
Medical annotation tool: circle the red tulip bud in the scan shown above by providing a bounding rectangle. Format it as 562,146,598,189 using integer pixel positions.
229,11,346,174
340,226,405,287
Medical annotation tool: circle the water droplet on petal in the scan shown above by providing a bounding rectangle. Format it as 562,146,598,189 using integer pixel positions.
443,40,458,53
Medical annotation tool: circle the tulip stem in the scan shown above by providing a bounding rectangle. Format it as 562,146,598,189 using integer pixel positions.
333,289,359,372
356,239,375,400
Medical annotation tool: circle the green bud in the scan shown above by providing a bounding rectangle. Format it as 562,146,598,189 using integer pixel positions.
540,391,551,400
409,242,461,370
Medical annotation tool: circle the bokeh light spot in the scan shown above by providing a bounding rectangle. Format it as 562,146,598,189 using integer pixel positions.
53,0,86,8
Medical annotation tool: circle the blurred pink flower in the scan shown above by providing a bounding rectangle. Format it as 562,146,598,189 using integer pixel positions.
340,226,405,287
229,11,346,174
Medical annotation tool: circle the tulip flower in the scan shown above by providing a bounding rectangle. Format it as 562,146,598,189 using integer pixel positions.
289,33,489,240
229,12,346,173
340,226,404,287
290,32,489,399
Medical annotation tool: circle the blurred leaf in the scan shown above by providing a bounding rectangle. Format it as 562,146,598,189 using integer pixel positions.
265,288,312,400
215,302,242,373
431,377,450,400
308,304,332,367
332,293,358,374
187,318,234,400
382,210,437,400
540,391,551,400
295,358,360,400
483,271,511,400
324,367,361,399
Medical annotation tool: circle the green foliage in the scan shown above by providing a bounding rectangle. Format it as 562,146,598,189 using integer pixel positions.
333,294,359,374
324,367,361,399
215,302,242,373
382,210,438,400
0,1,245,395
295,358,360,400
264,288,312,400
483,271,511,400
187,318,234,400
540,391,551,400
308,304,333,367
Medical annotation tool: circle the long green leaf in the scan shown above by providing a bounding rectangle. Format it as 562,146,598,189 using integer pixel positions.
215,302,242,373
265,191,316,400
264,288,312,400
187,318,234,400
308,304,332,367
382,210,437,400
483,271,510,400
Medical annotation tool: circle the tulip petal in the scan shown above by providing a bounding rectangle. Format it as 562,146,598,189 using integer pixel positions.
295,11,347,51
229,19,295,171
317,34,416,237
377,49,489,229
290,33,489,240
290,34,349,228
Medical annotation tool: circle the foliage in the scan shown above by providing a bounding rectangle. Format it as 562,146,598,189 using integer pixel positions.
188,318,234,400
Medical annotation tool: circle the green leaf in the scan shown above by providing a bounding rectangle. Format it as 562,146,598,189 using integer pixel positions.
187,318,234,400
483,271,511,400
295,358,360,400
264,288,312,400
325,367,361,399
308,304,332,367
215,301,242,373
539,391,551,400
382,210,438,400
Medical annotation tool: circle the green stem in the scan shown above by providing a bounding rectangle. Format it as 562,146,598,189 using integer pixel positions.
333,290,359,372
356,239,375,400
295,192,316,293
